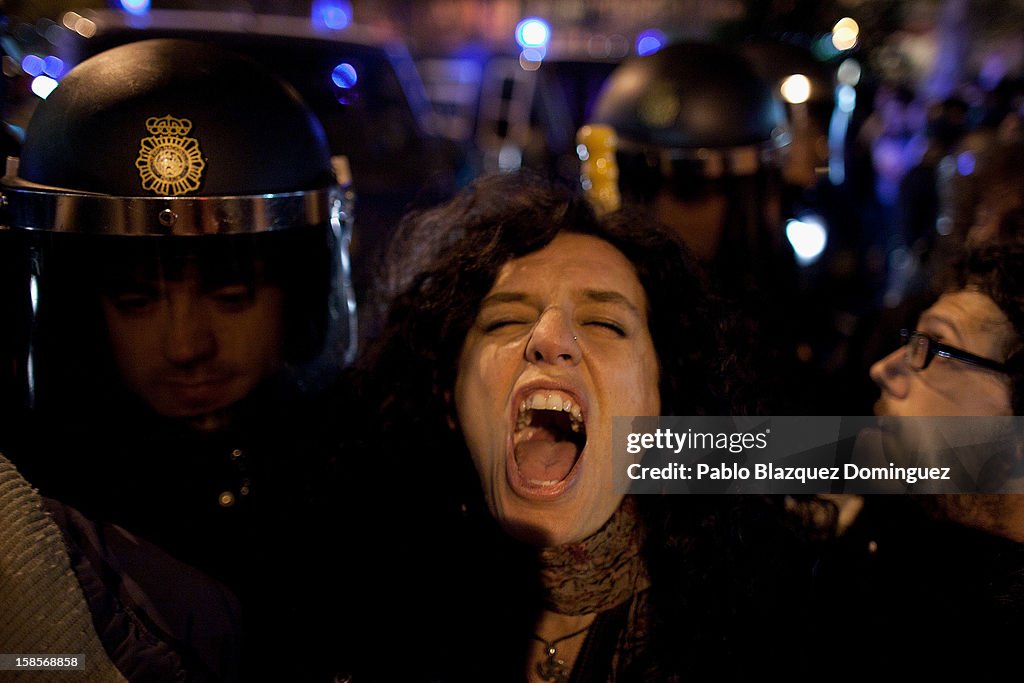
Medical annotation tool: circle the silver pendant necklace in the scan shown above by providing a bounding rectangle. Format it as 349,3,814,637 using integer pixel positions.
531,624,591,683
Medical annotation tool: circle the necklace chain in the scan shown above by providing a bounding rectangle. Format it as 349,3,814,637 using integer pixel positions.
531,624,590,683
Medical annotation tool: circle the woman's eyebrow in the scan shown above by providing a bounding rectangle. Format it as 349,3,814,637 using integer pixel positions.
479,291,533,307
478,289,644,318
582,289,643,318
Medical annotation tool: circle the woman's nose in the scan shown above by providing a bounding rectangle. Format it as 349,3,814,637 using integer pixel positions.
524,308,580,366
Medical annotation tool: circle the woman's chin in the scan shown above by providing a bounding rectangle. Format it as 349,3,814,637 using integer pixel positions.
491,495,618,548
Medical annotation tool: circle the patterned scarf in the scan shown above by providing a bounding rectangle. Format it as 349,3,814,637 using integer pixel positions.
538,496,650,616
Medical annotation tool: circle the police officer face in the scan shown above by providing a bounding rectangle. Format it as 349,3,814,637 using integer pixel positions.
100,258,285,430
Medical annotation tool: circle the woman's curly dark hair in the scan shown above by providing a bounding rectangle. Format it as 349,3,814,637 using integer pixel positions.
359,170,814,680
365,170,741,424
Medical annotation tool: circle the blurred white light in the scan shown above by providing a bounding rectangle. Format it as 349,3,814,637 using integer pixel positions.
936,216,953,236
837,58,861,86
498,144,522,171
62,11,81,29
635,29,666,56
27,273,38,399
75,17,97,38
608,34,630,59
516,18,550,49
780,74,811,104
31,75,59,99
786,216,828,265
832,17,859,51
832,29,857,51
119,0,151,16
576,143,590,161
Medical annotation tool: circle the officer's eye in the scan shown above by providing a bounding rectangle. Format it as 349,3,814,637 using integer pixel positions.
209,284,255,310
107,289,158,315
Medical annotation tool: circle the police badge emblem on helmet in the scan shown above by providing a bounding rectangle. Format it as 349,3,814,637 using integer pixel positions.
135,115,205,196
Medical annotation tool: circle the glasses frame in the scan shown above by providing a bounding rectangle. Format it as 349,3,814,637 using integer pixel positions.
900,329,1009,374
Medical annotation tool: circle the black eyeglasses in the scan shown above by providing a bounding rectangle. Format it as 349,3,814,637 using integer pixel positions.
900,329,1008,374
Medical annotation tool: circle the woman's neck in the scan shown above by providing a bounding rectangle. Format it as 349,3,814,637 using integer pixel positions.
525,498,649,681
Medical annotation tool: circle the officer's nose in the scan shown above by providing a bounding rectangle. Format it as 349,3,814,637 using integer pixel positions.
524,308,580,367
162,284,217,367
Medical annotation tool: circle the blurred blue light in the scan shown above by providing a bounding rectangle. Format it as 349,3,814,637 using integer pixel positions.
837,84,856,113
331,62,358,89
786,216,828,265
516,18,550,49
119,0,150,16
812,33,840,60
521,47,545,62
957,151,976,176
635,29,666,56
21,54,44,77
312,0,352,31
42,55,64,79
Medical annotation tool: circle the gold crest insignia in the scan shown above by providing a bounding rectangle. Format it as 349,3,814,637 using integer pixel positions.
135,115,205,196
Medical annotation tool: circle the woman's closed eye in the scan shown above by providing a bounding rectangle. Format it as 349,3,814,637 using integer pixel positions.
582,319,626,337
481,318,532,333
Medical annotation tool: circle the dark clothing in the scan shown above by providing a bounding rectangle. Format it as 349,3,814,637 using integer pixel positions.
10,380,347,682
812,497,1024,678
45,498,242,682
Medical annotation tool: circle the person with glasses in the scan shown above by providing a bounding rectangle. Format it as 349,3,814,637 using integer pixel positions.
898,328,1010,374
811,242,1024,677
870,285,1017,419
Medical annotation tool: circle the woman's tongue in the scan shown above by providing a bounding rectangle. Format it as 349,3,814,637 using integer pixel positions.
514,428,577,483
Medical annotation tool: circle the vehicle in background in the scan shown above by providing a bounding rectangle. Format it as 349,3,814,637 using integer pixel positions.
417,21,621,185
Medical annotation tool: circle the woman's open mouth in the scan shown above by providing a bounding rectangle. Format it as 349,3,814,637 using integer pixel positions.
508,388,588,498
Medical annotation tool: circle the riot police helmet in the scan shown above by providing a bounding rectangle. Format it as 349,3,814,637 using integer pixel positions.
579,41,789,209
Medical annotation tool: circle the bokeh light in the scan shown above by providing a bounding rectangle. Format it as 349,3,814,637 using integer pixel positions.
780,74,811,104
787,216,828,265
516,18,550,49
119,0,151,16
312,0,352,31
635,29,666,56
